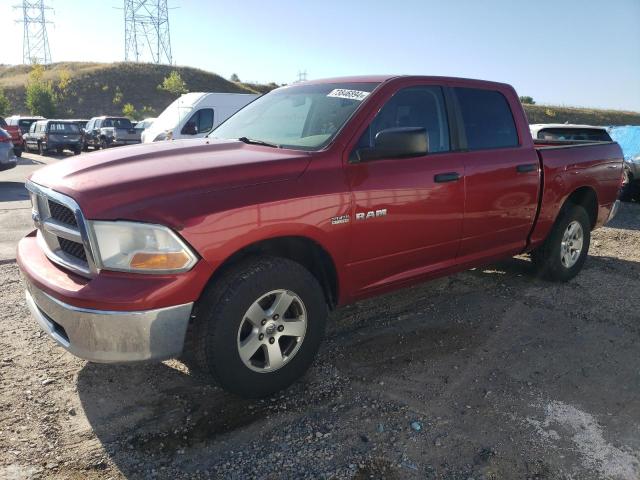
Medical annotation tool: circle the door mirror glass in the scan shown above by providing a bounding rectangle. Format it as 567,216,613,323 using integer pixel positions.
356,127,428,162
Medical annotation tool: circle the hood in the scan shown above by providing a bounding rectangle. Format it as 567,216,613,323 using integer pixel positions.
30,138,311,221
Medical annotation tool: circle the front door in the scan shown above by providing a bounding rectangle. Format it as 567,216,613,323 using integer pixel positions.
345,84,465,297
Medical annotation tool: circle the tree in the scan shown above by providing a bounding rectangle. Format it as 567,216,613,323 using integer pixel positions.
25,64,56,117
519,96,536,105
112,86,123,105
139,105,156,118
230,73,241,82
122,103,138,119
0,88,10,117
158,70,188,97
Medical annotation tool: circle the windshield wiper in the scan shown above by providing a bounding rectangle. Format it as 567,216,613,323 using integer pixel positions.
237,136,280,148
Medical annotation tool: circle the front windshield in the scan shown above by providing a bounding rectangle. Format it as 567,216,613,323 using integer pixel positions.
210,82,379,150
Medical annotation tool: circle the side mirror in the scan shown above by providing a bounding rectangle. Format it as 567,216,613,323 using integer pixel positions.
355,127,428,163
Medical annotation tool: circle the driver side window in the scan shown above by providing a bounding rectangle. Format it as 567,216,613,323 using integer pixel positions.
182,108,215,135
356,86,450,154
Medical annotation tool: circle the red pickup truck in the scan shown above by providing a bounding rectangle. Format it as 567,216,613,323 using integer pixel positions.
0,116,24,157
17,76,623,397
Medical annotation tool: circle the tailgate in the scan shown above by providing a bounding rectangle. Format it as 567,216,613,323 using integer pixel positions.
115,128,140,141
49,133,81,143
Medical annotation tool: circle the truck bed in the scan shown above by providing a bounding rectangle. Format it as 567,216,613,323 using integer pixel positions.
529,139,623,248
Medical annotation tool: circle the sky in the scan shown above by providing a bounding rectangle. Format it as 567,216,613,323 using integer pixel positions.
1,0,639,111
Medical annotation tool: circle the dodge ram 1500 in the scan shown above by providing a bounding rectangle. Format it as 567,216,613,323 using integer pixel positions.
17,76,623,397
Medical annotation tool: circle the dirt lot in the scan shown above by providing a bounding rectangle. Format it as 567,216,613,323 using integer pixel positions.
1,155,639,479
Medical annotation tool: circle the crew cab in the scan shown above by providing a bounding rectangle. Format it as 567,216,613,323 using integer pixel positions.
17,76,623,398
23,120,83,155
83,116,141,150
0,116,24,157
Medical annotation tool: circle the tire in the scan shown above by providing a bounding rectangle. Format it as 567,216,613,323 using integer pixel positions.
531,204,591,282
187,256,328,398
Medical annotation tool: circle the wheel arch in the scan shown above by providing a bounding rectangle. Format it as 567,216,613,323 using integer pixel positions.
564,186,598,229
204,236,339,310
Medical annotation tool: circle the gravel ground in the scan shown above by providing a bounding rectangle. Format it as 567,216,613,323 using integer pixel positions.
0,196,639,479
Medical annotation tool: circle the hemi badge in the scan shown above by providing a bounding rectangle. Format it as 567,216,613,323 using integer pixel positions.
331,215,350,225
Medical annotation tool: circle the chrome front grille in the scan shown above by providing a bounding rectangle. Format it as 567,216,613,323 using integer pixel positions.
48,200,78,227
27,181,97,278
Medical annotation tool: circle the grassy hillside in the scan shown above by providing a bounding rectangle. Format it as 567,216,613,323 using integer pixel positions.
0,62,278,118
1,62,639,125
523,104,640,126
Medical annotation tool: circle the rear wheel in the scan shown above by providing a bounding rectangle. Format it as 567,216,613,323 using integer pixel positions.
187,256,328,398
531,204,591,281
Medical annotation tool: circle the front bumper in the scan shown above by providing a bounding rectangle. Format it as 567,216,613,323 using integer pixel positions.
110,139,140,146
25,279,193,363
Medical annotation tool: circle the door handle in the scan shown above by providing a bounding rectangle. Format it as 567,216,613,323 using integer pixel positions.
434,172,461,183
516,163,538,173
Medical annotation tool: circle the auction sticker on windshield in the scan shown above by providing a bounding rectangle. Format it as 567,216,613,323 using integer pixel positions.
327,89,370,101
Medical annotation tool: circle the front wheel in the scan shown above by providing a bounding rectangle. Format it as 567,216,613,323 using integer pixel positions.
188,256,328,398
531,204,591,282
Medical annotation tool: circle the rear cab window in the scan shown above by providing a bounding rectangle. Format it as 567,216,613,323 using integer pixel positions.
536,128,611,142
454,87,519,150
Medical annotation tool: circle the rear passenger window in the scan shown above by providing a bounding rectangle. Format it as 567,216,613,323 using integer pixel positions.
454,87,518,150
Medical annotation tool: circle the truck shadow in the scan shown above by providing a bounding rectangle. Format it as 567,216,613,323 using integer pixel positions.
74,252,640,478
0,181,30,202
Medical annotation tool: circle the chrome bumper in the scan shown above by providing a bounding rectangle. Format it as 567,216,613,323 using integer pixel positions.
606,200,620,224
25,281,193,363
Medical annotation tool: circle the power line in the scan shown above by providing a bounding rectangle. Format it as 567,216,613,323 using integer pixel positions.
296,70,307,83
124,0,173,64
14,0,53,64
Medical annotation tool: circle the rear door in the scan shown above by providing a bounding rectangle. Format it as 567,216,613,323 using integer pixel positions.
452,86,540,259
345,83,466,296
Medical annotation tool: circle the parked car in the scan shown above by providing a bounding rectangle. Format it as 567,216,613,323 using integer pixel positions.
607,126,640,202
83,116,141,150
5,115,45,135
134,117,156,135
23,119,83,155
18,76,623,398
141,92,258,143
530,124,612,142
0,116,24,157
0,128,17,170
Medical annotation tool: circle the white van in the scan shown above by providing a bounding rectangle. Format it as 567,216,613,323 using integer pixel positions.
141,92,259,143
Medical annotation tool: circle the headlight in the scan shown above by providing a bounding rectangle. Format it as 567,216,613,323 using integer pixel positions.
89,221,198,273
